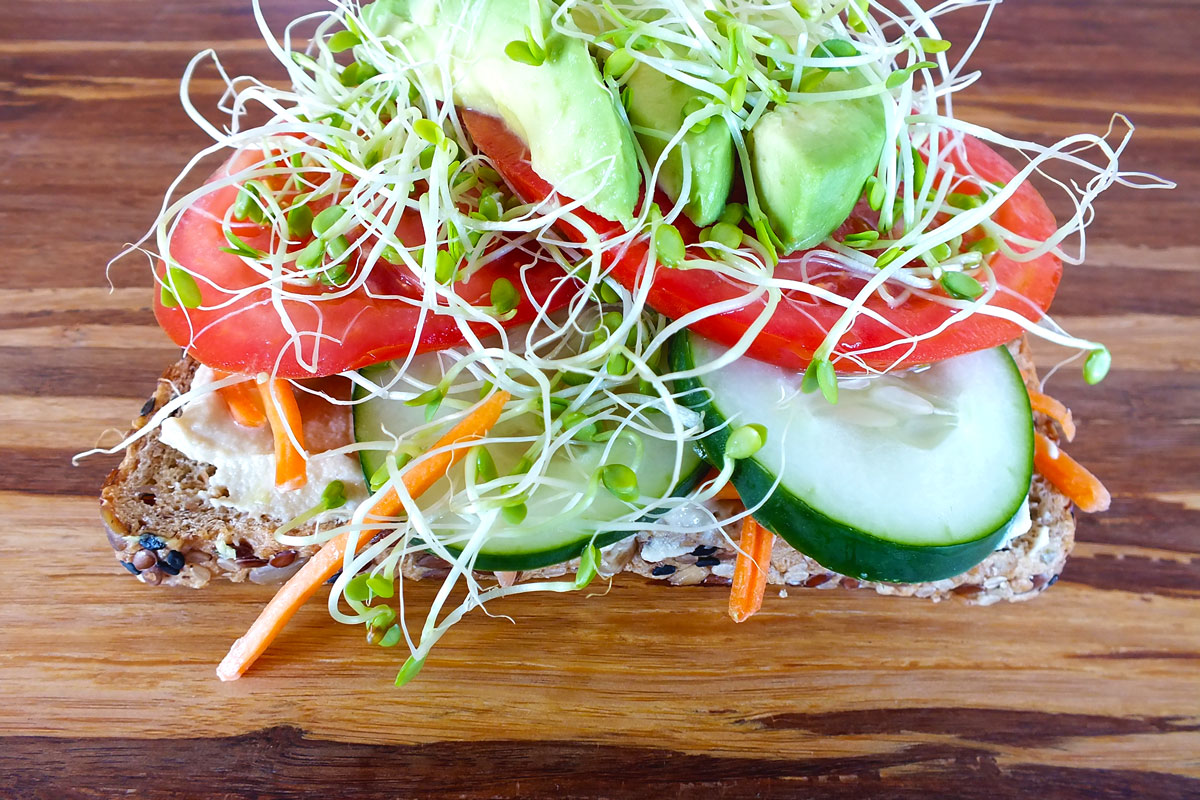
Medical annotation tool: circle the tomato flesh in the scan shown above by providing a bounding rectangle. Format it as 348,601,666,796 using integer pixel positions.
153,147,574,377
462,109,1062,371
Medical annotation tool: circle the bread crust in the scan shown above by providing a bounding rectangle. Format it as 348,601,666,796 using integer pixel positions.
100,344,1076,603
100,359,323,588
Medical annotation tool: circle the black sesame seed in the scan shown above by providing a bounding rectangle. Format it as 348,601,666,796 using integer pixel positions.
157,558,181,576
692,545,717,557
1047,574,1059,587
326,570,342,585
695,556,720,567
140,396,157,417
164,550,185,571
651,564,676,577
139,534,167,551
121,561,141,575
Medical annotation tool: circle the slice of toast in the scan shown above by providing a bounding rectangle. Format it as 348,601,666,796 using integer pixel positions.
100,344,1075,603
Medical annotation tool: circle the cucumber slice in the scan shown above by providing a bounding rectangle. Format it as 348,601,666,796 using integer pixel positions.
354,357,706,571
670,332,1034,582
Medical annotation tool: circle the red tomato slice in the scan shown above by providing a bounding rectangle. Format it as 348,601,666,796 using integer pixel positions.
154,147,574,378
463,109,1061,371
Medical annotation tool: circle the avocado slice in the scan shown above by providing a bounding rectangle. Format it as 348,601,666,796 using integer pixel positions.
749,71,887,253
625,65,734,226
362,0,640,225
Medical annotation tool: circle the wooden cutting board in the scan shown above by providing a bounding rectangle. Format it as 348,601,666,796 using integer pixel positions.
2,1,1197,796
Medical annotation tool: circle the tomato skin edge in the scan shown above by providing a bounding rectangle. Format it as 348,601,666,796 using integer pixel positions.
151,146,574,378
462,109,1062,372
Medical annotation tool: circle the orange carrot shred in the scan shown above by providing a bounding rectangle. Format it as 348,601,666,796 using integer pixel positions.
213,371,267,428
258,378,307,492
366,390,510,519
699,468,741,501
1028,390,1076,441
728,517,775,623
216,390,511,682
713,482,742,501
1034,432,1111,513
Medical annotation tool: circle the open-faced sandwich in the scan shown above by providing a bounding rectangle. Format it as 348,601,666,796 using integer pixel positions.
89,0,1167,683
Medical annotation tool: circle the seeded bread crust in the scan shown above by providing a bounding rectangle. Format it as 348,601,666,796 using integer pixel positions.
100,342,1076,603
100,359,324,588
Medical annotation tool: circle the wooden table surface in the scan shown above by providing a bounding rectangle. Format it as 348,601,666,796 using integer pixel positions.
2,1,1198,797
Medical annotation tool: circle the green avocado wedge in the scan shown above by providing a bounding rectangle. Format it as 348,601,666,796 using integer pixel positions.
669,331,1035,583
749,70,888,253
362,0,640,225
624,64,734,226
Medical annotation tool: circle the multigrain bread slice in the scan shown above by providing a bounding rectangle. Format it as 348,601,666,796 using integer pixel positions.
100,358,325,587
100,343,1076,603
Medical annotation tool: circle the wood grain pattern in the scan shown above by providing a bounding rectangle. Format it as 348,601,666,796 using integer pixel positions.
1,0,1198,797
5,726,1200,800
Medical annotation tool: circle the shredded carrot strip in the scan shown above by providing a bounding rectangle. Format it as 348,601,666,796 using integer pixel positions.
366,390,510,519
213,371,267,428
216,534,347,682
712,482,742,501
258,378,307,492
1029,390,1076,441
698,468,742,501
216,390,511,681
1034,432,1111,513
728,517,775,623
